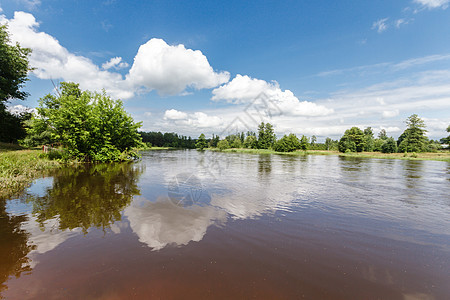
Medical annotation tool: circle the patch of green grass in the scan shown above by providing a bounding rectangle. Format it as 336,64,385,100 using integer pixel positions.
0,150,62,199
0,142,27,151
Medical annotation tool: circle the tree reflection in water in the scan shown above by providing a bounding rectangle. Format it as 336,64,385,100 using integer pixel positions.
0,162,142,295
0,200,35,294
27,163,143,233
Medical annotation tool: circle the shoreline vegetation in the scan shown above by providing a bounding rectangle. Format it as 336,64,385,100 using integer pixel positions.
0,146,62,199
205,147,450,161
146,146,450,162
1,143,449,199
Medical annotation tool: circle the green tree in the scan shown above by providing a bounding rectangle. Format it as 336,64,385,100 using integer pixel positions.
363,127,374,151
373,138,384,152
273,134,300,152
0,25,33,143
196,133,208,150
26,82,143,161
440,125,450,146
299,135,309,150
217,139,230,151
338,127,365,152
244,135,258,148
257,122,276,149
378,129,388,140
381,137,397,153
310,135,317,147
0,25,32,104
398,114,428,153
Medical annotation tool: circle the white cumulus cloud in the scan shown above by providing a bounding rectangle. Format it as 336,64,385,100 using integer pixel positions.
126,38,230,96
1,11,133,99
382,109,400,118
212,74,333,117
102,56,129,70
164,109,188,120
1,12,229,99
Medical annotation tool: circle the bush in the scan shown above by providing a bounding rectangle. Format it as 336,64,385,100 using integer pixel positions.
217,140,230,151
25,82,143,162
273,134,300,152
381,137,397,153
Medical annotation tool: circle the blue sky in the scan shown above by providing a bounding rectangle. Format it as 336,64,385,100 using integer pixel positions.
1,0,450,140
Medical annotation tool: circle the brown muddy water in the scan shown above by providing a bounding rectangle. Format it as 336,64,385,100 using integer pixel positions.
1,150,449,299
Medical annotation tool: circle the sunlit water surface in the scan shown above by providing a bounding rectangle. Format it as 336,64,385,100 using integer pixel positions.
1,150,449,299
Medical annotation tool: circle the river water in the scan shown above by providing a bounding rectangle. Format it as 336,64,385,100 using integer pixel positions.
1,150,449,299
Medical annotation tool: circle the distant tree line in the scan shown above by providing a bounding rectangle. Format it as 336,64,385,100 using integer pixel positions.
195,114,447,153
139,131,196,148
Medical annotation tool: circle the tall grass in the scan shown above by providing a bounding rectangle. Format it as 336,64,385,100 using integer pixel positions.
0,150,61,199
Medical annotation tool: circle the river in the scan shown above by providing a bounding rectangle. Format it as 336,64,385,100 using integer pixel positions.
1,150,449,299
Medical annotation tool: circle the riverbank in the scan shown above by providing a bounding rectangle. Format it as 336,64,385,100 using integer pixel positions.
209,148,450,162
0,148,62,199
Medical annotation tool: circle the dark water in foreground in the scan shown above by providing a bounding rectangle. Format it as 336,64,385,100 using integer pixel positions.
1,150,449,299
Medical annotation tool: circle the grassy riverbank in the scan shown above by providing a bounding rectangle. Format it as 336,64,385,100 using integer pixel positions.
0,146,62,199
210,148,450,162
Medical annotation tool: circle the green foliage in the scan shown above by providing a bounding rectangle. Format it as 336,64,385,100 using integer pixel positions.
0,150,61,199
0,25,32,103
26,82,143,162
196,133,208,150
378,129,388,140
209,134,220,148
139,131,195,148
299,135,309,150
217,139,230,151
373,138,384,152
381,137,397,153
273,134,300,152
0,26,33,143
363,127,374,151
257,122,276,149
244,135,258,149
398,114,428,153
339,127,365,152
0,105,31,143
231,138,242,148
20,116,55,147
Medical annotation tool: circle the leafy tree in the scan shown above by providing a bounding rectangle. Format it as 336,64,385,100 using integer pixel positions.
440,125,450,146
196,133,208,150
310,135,317,146
257,122,276,149
0,25,33,143
217,139,230,151
363,127,374,151
381,137,397,153
378,129,388,140
244,135,258,149
338,127,365,152
273,134,300,152
231,138,242,148
209,134,220,148
26,82,143,161
325,137,332,150
373,138,384,152
299,135,309,150
398,114,428,153
0,25,32,104
0,108,31,143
